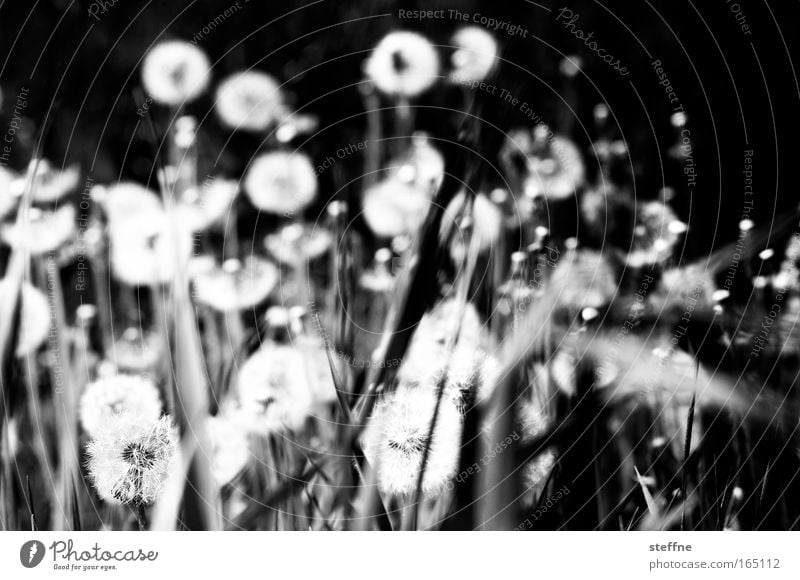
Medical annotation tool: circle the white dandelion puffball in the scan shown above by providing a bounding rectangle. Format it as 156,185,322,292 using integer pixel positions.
177,178,239,232
443,191,503,261
362,177,432,238
361,384,462,496
0,166,19,220
244,151,318,215
192,256,278,312
625,201,682,268
79,374,162,438
391,134,445,195
141,40,211,106
1,204,76,255
110,221,191,286
263,223,333,264
365,31,440,98
100,182,165,236
237,344,334,434
205,414,250,487
449,26,498,84
0,281,49,357
501,128,586,201
86,415,178,505
216,70,285,132
26,160,81,203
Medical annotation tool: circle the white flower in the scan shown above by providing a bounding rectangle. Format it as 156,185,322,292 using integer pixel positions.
23,159,81,203
86,415,178,505
501,127,585,200
192,256,278,312
449,26,498,84
141,41,211,106
361,384,462,496
362,177,431,238
0,281,49,357
215,71,285,132
79,374,162,438
244,151,317,215
626,201,683,268
177,178,239,232
263,223,332,264
1,205,76,255
111,327,163,373
0,166,19,220
99,182,165,235
365,31,440,98
109,219,191,286
390,133,445,195
236,344,335,434
205,414,250,487
443,191,502,262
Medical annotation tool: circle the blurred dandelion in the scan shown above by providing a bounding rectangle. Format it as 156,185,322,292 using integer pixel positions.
192,256,278,312
18,159,81,203
79,374,162,438
177,177,239,232
215,70,285,132
365,31,439,98
236,344,334,434
0,280,49,357
141,40,211,106
205,414,250,487
1,204,76,255
501,126,585,200
263,222,332,264
244,151,318,215
362,177,431,238
625,201,685,268
448,26,498,84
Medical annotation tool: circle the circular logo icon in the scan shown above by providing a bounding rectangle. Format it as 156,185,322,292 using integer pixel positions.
20,540,45,568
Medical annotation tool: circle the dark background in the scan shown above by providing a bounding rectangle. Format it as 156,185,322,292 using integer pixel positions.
0,0,797,259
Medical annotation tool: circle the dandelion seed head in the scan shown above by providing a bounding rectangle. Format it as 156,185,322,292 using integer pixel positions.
192,256,278,312
178,178,239,232
0,166,19,220
362,177,431,238
112,328,163,373
365,31,439,98
263,223,332,264
362,384,462,496
110,220,191,286
244,151,317,214
100,182,165,235
19,160,81,203
501,128,585,201
79,374,162,438
449,26,498,84
215,71,285,132
237,344,334,434
444,192,503,261
391,134,445,195
141,41,211,106
205,414,250,487
626,201,681,268
1,204,76,255
0,281,49,357
523,449,557,501
86,415,178,505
